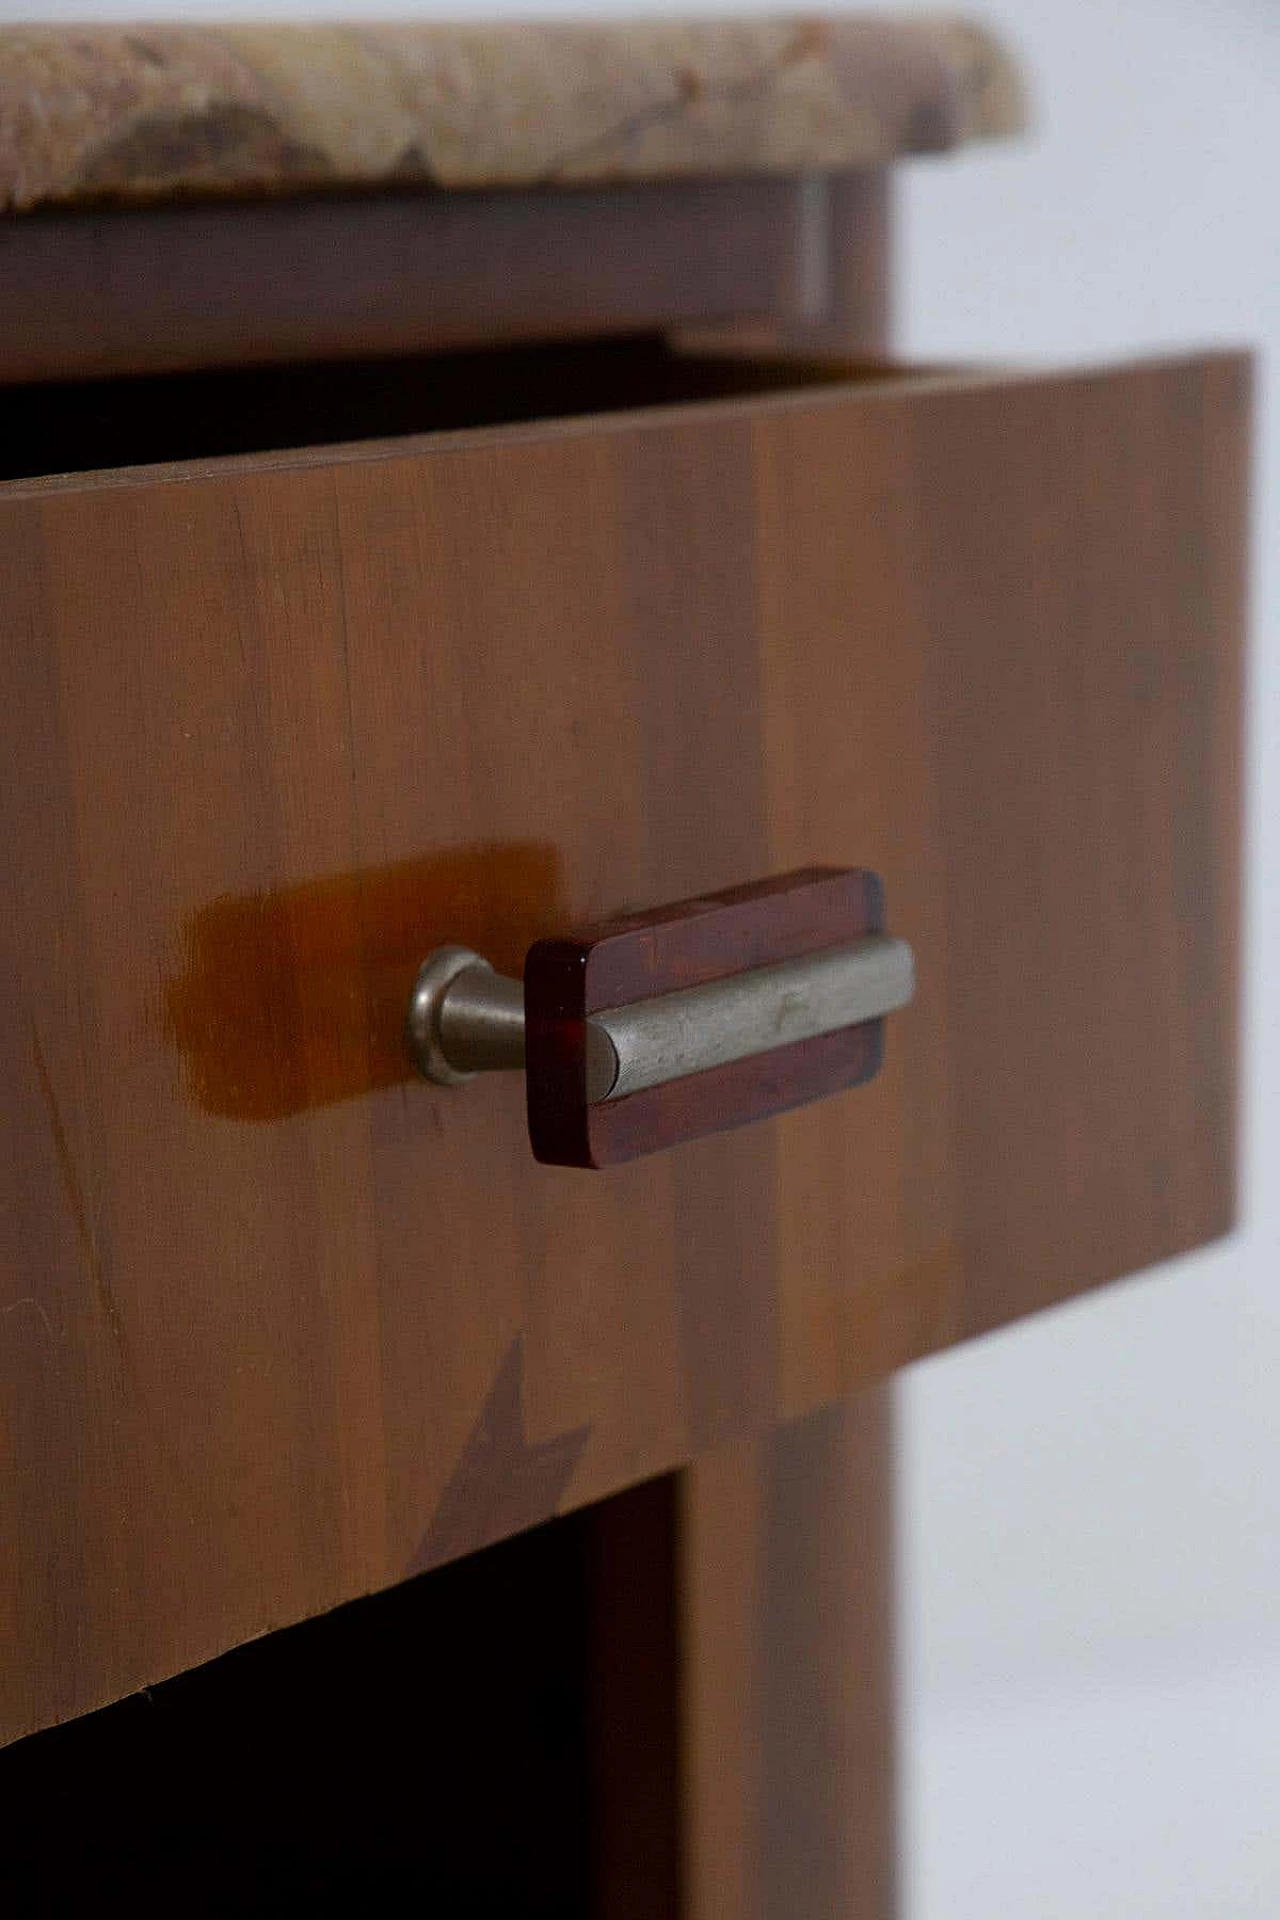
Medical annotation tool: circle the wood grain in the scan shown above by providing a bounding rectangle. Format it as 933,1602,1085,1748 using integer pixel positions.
677,171,892,360
682,1389,896,1920
0,351,1247,1743
0,173,889,386
524,867,886,1167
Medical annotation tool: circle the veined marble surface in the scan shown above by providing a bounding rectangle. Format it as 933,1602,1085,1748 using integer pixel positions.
0,16,1024,214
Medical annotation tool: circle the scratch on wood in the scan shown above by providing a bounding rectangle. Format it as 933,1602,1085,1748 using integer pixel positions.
329,478,361,824
28,1013,130,1367
2,1296,55,1340
230,493,255,677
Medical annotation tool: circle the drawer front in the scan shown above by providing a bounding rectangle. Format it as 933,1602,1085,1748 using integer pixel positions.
0,355,1246,1740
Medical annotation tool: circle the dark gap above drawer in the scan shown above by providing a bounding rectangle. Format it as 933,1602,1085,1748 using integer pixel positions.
0,332,904,482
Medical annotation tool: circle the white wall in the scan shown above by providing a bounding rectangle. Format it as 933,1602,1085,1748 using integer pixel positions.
6,1,1276,1910
895,4,1280,1914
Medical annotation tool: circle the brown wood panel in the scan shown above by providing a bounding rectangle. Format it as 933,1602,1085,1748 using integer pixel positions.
0,173,886,386
682,1388,896,1920
678,170,892,361
755,357,1249,1414
0,352,1247,1742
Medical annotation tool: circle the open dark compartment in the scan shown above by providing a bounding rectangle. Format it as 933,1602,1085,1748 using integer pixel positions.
0,1474,680,1918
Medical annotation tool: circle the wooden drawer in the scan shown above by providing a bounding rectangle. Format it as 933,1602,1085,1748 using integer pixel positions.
0,347,1246,1742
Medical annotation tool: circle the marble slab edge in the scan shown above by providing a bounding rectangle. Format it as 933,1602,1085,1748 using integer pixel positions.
0,15,1026,215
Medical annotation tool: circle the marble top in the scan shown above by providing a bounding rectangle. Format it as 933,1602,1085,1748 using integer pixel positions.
0,16,1024,215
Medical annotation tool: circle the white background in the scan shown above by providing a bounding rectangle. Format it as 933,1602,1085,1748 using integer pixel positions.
6,1,1277,1911
894,5,1280,1915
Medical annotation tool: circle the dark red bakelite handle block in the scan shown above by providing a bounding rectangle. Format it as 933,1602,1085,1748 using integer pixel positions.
524,867,887,1169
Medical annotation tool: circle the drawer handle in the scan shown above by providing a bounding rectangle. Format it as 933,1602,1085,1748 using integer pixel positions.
407,867,913,1168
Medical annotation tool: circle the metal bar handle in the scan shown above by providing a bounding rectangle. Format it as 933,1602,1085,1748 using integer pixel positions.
409,935,913,1103
406,868,912,1168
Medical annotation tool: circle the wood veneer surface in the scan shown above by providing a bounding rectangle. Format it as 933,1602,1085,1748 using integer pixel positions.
0,175,888,386
0,352,1247,1742
682,1389,896,1920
